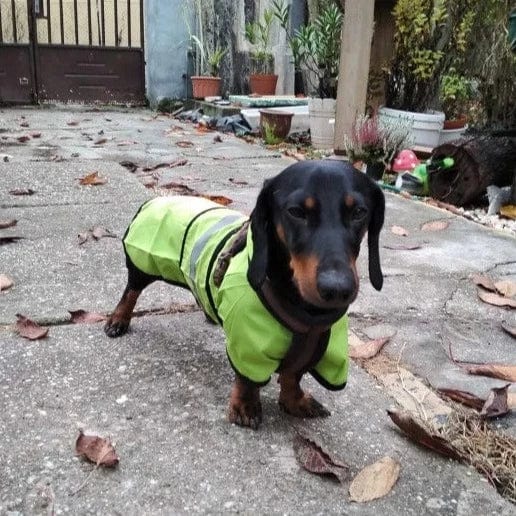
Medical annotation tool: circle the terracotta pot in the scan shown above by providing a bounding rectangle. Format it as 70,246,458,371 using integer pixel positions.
259,109,294,140
443,116,467,130
191,76,221,99
249,74,278,95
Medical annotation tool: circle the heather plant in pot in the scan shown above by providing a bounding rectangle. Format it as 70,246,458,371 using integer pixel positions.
344,114,412,180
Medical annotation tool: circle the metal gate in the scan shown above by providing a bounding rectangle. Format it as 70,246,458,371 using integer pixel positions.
0,0,145,104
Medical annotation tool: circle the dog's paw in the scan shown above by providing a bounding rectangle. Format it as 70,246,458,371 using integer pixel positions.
104,318,130,338
228,399,263,430
278,394,331,419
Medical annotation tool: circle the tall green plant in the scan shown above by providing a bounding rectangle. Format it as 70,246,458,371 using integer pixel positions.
245,8,277,74
292,3,343,98
386,0,477,112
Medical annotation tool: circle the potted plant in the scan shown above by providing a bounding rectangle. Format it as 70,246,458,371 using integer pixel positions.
380,0,477,148
245,8,278,95
344,113,412,180
272,0,305,95
190,37,227,99
290,3,343,149
439,71,473,128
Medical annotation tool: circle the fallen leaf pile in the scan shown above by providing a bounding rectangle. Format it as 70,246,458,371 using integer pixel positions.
293,433,400,503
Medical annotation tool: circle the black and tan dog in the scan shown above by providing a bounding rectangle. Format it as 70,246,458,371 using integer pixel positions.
105,160,384,429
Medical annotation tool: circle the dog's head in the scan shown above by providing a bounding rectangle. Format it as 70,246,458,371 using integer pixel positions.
248,160,384,310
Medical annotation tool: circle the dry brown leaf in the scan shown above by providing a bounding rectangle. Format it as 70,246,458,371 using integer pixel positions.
9,188,35,196
508,392,516,409
228,178,249,186
438,388,484,410
67,120,79,126
0,236,23,245
15,314,49,340
462,363,516,382
439,385,511,418
75,430,119,467
494,280,516,299
176,140,194,148
349,456,400,503
0,219,17,229
17,135,30,143
293,434,349,483
119,160,138,173
421,220,449,232
30,131,41,138
501,321,516,338
91,227,116,240
0,274,14,291
391,225,408,237
477,289,516,309
69,310,107,324
499,205,516,220
383,243,421,251
79,172,107,186
480,384,510,418
349,336,390,359
160,181,196,194
94,138,108,145
201,194,233,206
471,274,496,292
387,410,461,460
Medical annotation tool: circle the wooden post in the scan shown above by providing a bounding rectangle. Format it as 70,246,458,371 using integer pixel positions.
333,0,375,154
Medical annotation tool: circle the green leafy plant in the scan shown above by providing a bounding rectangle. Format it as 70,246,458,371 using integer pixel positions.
290,3,343,98
190,36,227,76
344,114,412,167
261,121,284,145
245,8,277,74
386,0,478,112
439,71,473,119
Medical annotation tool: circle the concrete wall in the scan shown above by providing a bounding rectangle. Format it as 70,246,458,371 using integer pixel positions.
145,0,191,106
144,0,296,106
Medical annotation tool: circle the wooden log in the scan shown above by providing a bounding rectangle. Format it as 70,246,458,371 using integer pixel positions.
429,135,516,206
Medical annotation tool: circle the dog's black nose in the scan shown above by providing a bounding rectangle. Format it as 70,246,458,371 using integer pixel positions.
317,270,355,302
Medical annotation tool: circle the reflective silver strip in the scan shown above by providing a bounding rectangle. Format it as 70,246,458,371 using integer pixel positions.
189,214,243,281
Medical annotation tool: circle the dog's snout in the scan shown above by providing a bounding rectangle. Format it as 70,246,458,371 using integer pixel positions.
317,270,355,302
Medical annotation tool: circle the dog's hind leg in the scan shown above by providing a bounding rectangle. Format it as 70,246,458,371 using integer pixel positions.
104,261,155,338
228,374,262,430
278,372,330,418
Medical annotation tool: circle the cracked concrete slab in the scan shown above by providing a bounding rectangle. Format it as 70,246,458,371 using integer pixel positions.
1,105,515,513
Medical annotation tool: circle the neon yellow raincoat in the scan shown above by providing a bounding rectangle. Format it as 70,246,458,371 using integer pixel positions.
123,196,349,388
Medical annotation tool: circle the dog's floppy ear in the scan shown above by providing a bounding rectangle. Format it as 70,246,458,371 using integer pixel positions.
248,178,274,289
367,184,385,291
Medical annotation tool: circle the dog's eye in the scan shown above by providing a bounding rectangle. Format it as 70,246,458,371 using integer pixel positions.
351,206,368,220
287,206,307,220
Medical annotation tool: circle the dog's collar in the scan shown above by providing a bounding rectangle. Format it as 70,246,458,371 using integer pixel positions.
258,278,347,374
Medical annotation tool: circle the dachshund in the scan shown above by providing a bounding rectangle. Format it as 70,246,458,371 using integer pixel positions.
104,160,385,429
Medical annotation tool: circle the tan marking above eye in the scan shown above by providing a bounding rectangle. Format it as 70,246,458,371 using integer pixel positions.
344,194,355,208
276,223,286,244
304,197,316,210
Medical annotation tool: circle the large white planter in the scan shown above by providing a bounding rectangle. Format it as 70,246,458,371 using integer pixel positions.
438,125,468,145
379,106,445,148
309,98,336,150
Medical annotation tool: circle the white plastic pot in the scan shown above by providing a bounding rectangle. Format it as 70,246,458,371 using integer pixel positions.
379,106,445,148
308,98,336,150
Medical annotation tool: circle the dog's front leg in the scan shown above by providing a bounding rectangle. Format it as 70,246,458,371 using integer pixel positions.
228,374,262,430
278,372,330,418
